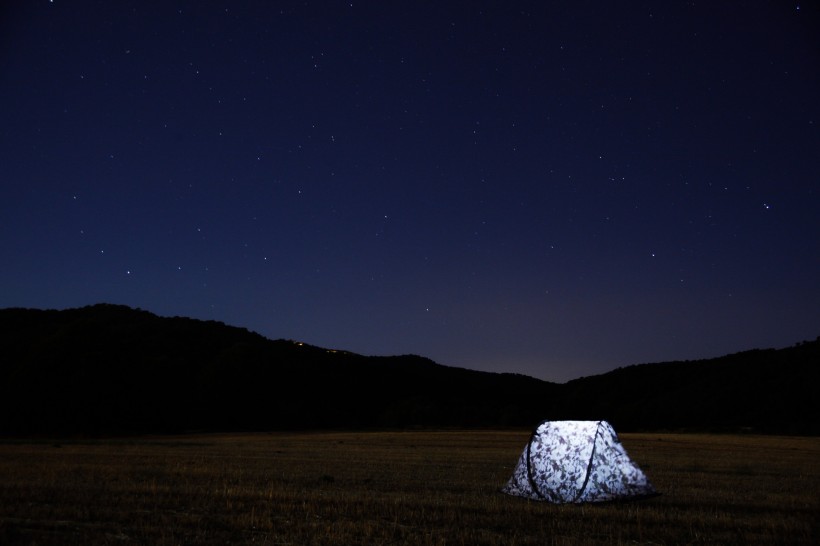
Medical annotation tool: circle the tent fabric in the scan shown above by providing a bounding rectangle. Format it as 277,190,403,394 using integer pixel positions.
502,420,657,503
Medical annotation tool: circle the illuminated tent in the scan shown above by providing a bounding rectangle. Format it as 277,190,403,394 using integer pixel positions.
502,420,657,503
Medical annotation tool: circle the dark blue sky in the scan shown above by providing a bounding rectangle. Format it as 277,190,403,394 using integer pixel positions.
2,1,818,382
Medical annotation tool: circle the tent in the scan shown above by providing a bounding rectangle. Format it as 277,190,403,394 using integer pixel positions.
502,420,657,503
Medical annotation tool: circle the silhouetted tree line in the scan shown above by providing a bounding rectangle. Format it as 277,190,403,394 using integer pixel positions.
0,304,817,436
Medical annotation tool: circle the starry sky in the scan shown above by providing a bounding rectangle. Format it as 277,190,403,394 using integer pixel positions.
2,1,818,382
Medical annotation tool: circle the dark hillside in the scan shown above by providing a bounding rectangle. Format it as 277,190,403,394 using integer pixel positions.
1,304,816,435
556,341,820,434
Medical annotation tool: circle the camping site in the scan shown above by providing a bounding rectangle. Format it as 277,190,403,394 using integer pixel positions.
1,430,818,545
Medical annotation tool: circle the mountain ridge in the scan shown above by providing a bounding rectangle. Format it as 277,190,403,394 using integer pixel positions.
1,304,817,435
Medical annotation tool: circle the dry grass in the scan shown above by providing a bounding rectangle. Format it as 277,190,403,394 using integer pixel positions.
0,430,817,545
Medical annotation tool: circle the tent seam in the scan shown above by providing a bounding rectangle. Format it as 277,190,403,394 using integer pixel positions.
526,420,550,501
574,419,602,503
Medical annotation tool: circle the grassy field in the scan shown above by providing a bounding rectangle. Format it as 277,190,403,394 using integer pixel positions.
0,430,817,545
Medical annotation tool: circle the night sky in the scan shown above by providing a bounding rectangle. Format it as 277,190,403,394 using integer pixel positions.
2,2,818,382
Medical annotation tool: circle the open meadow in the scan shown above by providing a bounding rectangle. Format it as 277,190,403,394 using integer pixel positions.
0,430,817,545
